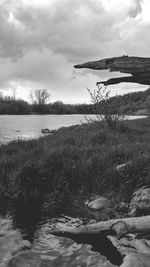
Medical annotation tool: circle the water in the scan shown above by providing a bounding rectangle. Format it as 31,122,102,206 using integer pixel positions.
0,114,147,144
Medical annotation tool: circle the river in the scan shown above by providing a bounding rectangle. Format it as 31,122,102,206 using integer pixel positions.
0,114,147,144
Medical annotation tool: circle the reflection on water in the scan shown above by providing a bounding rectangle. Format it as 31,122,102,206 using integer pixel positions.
0,114,147,144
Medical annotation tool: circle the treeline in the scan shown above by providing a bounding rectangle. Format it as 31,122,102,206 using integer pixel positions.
0,96,93,115
0,88,150,115
32,101,93,114
0,96,32,114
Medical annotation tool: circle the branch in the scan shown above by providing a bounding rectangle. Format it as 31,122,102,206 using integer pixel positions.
96,76,150,86
74,56,150,86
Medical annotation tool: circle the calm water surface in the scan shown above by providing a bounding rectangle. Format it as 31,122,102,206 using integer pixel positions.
0,114,147,143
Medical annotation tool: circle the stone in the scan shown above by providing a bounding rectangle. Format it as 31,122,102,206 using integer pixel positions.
111,221,129,239
0,230,31,264
0,218,13,237
85,196,112,210
116,161,132,174
108,234,150,267
121,253,150,267
129,187,150,216
7,251,41,267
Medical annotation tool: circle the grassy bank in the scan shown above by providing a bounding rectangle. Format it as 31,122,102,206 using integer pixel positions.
0,118,150,219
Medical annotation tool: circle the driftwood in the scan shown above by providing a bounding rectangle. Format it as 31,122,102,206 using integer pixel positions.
49,215,150,238
74,56,150,86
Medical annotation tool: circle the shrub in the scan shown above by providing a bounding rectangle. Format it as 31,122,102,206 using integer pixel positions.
87,85,125,130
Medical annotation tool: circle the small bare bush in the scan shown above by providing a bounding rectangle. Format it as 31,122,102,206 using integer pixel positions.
87,85,125,130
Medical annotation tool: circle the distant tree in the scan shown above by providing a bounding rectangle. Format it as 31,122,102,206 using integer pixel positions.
29,90,34,104
0,91,3,101
12,88,17,100
31,89,50,105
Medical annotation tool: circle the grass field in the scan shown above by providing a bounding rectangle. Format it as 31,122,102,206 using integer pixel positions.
0,117,150,219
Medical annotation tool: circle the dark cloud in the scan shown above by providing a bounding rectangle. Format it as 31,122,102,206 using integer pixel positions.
128,0,143,18
0,0,149,103
0,0,125,61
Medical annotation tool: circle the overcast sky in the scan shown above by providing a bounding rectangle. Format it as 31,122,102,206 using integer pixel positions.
0,0,149,103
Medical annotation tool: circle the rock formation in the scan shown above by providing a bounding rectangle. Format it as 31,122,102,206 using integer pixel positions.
74,56,150,86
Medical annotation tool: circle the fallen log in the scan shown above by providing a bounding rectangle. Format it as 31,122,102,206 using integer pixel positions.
48,215,150,238
74,56,150,86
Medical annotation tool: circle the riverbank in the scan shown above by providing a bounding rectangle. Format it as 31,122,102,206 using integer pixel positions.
0,117,150,222
0,114,147,144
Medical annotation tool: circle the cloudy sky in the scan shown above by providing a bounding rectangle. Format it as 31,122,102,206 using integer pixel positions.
0,0,149,103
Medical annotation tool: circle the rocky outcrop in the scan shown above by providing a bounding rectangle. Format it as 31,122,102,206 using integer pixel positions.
48,216,150,267
129,187,150,216
108,234,150,267
2,215,150,267
74,56,150,86
0,230,31,265
0,217,117,267
48,215,150,267
7,251,41,267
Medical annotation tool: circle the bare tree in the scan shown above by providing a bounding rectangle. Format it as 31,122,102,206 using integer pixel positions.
29,89,50,105
12,88,17,100
29,90,34,104
87,84,125,130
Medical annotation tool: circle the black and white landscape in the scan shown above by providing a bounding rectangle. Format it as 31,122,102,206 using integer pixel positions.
0,1,150,267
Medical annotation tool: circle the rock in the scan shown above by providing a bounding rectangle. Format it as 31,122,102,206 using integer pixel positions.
129,187,150,216
121,253,150,267
0,230,31,264
111,221,129,239
0,218,13,237
108,234,150,267
116,161,132,174
7,251,41,267
86,196,112,210
0,218,117,267
116,163,127,172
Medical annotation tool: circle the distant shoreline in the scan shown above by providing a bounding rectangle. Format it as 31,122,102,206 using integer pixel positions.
0,112,149,116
